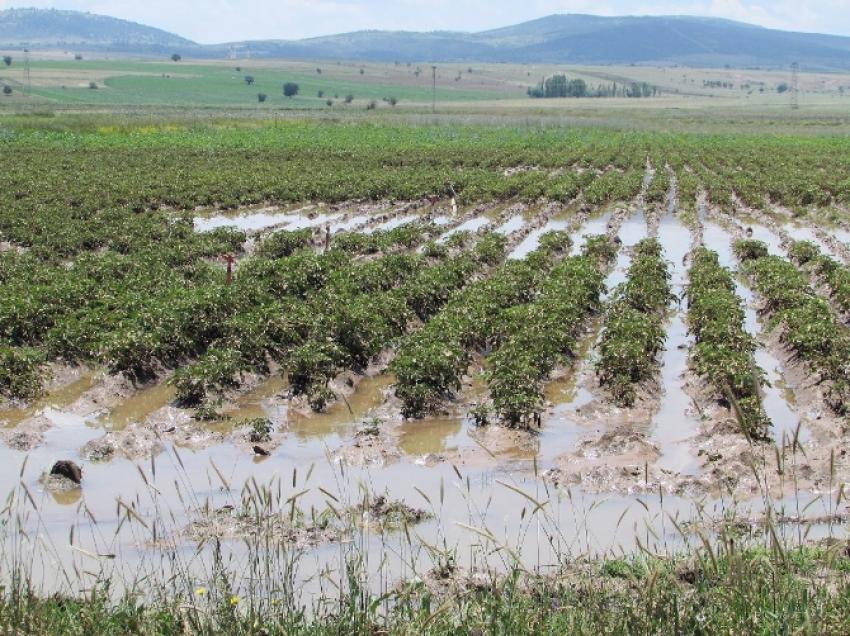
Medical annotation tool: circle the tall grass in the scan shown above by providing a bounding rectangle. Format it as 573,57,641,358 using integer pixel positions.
0,442,848,634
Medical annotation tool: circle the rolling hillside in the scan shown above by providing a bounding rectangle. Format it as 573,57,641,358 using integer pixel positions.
3,9,850,70
0,8,195,53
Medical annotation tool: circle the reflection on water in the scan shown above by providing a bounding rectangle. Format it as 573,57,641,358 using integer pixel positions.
399,417,463,456
194,205,341,233
288,375,395,440
0,372,96,428
509,216,571,259
652,214,700,474
96,382,176,431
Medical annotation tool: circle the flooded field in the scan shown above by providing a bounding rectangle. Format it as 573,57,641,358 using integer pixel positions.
3,195,847,607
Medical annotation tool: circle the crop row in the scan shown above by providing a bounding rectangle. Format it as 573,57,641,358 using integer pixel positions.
0,223,437,400
486,236,616,426
735,240,850,415
687,248,769,438
171,225,483,408
596,239,672,407
788,241,850,318
390,232,573,417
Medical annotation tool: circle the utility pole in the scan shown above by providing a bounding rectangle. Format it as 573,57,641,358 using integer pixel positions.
431,65,436,114
791,62,799,110
23,49,31,96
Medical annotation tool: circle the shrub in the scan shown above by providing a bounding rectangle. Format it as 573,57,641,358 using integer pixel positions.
283,82,299,97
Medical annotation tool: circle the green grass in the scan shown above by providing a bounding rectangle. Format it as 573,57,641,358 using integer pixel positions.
2,546,849,634
21,60,505,107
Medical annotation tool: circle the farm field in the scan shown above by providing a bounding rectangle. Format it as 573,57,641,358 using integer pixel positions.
3,114,850,631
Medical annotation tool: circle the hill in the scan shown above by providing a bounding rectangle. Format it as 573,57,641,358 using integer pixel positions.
0,7,196,53
3,9,850,70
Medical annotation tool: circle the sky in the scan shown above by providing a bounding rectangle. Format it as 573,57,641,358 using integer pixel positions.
3,0,850,43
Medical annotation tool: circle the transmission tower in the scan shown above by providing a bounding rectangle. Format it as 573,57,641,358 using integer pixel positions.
791,62,799,110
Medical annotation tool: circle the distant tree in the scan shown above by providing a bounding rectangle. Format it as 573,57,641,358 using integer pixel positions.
317,89,324,98
2,85,12,96
244,75,255,85
283,82,299,97
359,68,365,75
387,96,398,106
344,94,354,104
326,99,333,107
366,100,377,110
3,56,11,67
257,93,267,103
235,66,242,72
316,67,322,74
74,53,83,61
171,53,182,62
777,83,790,94
88,81,98,90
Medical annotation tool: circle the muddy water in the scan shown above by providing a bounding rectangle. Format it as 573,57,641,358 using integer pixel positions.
570,208,615,255
289,375,395,441
1,372,96,428
744,222,785,255
399,417,464,456
362,215,420,234
508,216,571,260
784,224,837,256
494,216,525,236
651,215,700,474
193,204,329,233
95,382,176,431
437,217,491,242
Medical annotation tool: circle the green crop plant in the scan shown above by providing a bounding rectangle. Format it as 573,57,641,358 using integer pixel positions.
487,237,613,426
391,232,570,418
687,248,770,438
596,238,672,407
736,240,850,416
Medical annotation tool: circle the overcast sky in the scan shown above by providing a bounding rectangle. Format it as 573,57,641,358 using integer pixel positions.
3,0,850,43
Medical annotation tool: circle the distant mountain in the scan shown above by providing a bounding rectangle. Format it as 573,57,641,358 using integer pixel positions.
0,8,195,53
3,8,850,70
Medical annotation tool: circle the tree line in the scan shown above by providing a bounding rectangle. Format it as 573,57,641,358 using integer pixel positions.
528,75,660,99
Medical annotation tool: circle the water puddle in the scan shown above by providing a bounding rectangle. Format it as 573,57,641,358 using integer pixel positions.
194,206,341,233
438,217,491,243
508,217,570,260
652,215,700,474
328,215,371,234
831,227,850,245
1,372,96,428
743,222,784,255
495,216,525,236
618,209,647,247
95,382,176,431
399,417,464,456
288,375,395,441
362,215,420,234
784,223,841,259
570,208,615,255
